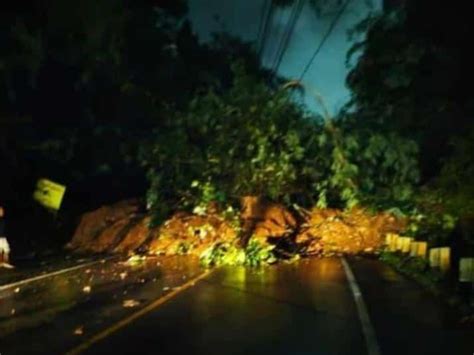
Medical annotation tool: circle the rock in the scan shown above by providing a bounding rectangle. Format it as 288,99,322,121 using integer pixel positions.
67,199,141,250
86,218,135,253
240,196,299,246
113,217,153,254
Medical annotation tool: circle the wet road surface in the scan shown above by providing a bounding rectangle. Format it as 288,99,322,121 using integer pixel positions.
0,256,204,354
0,256,472,355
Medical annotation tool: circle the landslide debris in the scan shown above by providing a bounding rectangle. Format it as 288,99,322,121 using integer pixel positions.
66,197,405,265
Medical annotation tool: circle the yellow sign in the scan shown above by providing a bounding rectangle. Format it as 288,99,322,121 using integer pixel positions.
33,178,66,210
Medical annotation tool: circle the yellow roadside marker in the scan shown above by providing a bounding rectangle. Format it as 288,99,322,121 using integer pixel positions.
416,242,427,258
429,247,451,273
439,247,450,273
400,237,413,253
429,248,441,268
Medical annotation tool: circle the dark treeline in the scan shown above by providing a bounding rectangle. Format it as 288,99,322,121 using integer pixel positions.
0,0,267,252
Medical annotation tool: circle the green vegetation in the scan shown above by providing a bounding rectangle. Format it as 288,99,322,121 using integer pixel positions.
200,239,276,267
345,1,474,247
140,63,420,227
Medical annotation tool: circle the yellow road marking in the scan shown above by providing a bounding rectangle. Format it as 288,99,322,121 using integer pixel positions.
66,269,214,355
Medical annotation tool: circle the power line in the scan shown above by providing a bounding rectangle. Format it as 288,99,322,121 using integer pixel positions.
270,1,298,72
298,0,352,81
258,0,275,60
256,0,271,53
272,0,305,75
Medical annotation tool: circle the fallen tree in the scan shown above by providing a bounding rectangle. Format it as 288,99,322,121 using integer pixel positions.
66,196,405,265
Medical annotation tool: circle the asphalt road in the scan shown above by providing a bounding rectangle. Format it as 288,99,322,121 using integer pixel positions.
0,256,472,355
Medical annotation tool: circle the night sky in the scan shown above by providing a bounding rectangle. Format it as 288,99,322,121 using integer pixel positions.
188,0,380,114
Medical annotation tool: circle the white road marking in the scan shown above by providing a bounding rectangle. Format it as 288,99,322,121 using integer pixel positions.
341,256,381,355
0,259,111,292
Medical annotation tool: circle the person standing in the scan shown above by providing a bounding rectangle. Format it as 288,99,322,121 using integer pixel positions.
0,206,13,268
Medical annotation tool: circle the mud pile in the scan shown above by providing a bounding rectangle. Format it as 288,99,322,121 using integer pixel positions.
148,212,237,256
66,201,239,257
66,199,143,252
298,208,405,254
66,197,405,259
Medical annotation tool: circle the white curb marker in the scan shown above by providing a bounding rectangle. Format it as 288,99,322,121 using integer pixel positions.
341,257,381,355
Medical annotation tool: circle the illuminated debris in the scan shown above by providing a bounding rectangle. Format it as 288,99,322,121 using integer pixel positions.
125,255,146,266
123,299,140,308
114,217,153,253
148,212,237,257
74,326,84,335
82,286,91,293
66,199,141,251
87,219,133,253
240,196,298,243
297,208,405,255
67,198,404,262
295,232,323,256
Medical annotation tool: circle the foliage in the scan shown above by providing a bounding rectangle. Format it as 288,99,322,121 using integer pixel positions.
404,128,474,244
141,62,421,223
199,239,276,267
314,119,419,210
345,2,474,179
188,180,226,215
141,63,321,223
435,129,474,215
345,0,474,248
200,243,244,267
245,239,277,266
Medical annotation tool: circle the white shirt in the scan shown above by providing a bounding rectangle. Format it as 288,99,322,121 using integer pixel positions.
0,237,10,253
